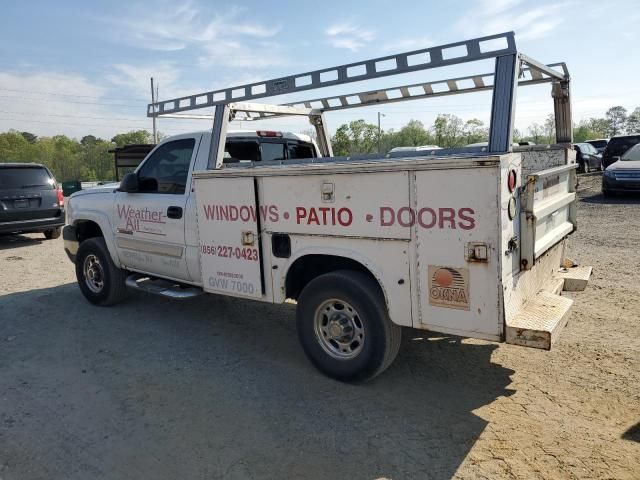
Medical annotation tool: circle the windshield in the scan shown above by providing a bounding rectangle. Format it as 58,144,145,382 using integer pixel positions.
621,143,640,161
0,166,55,189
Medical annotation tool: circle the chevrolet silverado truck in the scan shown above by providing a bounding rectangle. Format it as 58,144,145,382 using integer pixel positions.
63,32,591,381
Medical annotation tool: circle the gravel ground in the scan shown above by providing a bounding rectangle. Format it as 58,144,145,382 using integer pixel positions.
0,173,638,480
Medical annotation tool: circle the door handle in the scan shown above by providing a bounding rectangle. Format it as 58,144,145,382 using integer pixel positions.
167,206,183,219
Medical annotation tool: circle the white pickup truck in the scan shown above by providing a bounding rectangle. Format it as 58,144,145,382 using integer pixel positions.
63,32,591,381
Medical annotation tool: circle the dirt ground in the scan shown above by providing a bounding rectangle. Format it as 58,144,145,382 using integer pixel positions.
0,173,638,480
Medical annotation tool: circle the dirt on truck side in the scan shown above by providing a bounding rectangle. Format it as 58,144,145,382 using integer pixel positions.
0,172,639,479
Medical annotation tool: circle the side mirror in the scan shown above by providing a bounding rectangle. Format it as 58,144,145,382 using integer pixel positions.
119,172,139,193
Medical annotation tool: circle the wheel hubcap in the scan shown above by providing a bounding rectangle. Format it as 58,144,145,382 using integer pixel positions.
314,299,365,360
83,254,105,293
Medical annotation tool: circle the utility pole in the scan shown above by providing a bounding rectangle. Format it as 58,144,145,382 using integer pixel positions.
150,77,158,144
377,112,385,153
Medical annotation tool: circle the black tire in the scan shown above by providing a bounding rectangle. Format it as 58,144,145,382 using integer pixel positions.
43,227,61,239
75,237,128,306
296,270,401,382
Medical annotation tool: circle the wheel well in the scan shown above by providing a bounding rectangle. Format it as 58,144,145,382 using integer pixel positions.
75,221,103,242
285,254,384,301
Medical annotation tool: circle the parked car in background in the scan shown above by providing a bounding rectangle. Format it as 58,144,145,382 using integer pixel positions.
602,143,640,196
602,134,640,169
573,143,602,172
586,138,609,154
0,163,65,238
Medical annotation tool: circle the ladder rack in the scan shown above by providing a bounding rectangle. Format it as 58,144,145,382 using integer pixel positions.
147,31,572,162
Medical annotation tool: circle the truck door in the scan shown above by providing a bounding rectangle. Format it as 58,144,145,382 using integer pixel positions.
113,135,201,281
195,176,263,300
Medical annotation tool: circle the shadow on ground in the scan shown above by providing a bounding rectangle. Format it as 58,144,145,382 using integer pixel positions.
623,422,640,443
0,234,44,251
0,283,515,480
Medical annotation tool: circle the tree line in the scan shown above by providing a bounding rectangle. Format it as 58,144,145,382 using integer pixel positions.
0,130,155,183
331,105,640,156
0,105,638,181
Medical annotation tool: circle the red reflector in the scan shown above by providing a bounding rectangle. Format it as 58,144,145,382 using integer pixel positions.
507,170,517,192
57,188,64,206
257,130,282,137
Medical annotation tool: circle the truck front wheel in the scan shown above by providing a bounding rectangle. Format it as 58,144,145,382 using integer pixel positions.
43,227,61,240
296,270,401,382
75,237,127,306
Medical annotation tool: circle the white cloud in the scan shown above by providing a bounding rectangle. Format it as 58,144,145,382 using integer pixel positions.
112,1,283,67
325,23,374,52
199,40,289,69
0,71,150,138
455,0,567,42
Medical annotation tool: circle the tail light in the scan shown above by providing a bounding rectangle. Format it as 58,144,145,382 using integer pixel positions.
56,188,64,206
257,130,282,137
507,169,517,192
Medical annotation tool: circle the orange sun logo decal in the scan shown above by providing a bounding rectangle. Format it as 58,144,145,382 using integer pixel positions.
433,268,454,287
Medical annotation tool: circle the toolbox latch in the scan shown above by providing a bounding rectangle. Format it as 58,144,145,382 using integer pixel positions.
465,242,490,263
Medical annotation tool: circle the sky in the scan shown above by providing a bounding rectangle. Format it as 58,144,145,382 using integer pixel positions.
0,0,639,140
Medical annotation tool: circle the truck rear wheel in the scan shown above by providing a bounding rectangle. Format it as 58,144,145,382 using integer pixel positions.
75,237,127,306
296,270,401,382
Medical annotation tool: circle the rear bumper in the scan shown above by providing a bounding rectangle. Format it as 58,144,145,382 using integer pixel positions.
0,215,65,235
503,241,591,350
62,225,79,263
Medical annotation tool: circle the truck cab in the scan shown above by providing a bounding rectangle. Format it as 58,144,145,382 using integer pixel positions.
65,130,318,284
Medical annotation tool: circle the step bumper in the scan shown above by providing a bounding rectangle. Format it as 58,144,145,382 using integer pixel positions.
554,265,592,292
505,291,574,350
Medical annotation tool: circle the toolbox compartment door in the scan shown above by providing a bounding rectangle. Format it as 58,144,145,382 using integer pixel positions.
195,176,263,299
520,164,577,269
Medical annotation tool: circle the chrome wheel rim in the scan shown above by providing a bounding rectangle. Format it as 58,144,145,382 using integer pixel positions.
313,299,365,360
83,254,105,293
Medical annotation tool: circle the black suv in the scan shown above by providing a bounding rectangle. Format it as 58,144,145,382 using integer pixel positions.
602,134,640,169
0,163,65,239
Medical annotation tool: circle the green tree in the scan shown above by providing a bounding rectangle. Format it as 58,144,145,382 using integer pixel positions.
81,135,98,146
462,118,487,145
626,107,640,134
395,119,432,147
0,131,37,162
544,114,555,144
527,123,544,144
331,120,378,156
605,106,627,136
573,123,594,143
432,114,464,148
111,130,153,147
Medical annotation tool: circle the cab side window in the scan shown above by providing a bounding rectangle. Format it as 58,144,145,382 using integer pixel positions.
137,138,195,194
